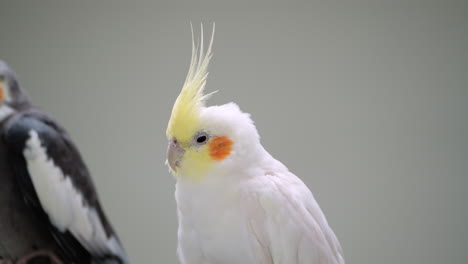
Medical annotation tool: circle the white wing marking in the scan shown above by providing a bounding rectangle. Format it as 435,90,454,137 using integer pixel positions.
23,130,122,257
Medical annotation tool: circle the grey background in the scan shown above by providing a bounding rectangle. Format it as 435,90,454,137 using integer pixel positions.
1,0,467,263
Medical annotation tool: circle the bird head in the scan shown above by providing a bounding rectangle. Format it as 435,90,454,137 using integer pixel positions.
0,61,30,111
166,25,261,182
0,61,17,105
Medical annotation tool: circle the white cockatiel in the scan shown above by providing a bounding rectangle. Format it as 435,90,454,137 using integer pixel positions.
166,25,345,264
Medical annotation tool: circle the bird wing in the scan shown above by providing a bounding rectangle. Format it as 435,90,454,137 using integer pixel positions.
247,170,344,264
3,110,127,263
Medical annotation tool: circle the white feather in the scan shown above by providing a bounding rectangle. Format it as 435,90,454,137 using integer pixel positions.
175,104,345,264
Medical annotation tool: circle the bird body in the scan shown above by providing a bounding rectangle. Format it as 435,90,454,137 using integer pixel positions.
0,61,128,264
166,26,345,264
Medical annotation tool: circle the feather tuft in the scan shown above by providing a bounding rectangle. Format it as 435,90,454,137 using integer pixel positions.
167,23,216,142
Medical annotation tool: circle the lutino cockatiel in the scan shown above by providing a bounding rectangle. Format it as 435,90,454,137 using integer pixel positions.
166,26,345,264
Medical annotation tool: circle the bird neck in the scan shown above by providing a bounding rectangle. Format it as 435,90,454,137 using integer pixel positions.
0,104,15,123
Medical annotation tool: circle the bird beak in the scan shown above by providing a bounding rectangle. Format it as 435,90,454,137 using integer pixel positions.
167,138,185,172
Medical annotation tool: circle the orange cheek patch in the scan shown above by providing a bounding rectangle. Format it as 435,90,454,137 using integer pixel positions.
0,87,4,101
209,136,234,161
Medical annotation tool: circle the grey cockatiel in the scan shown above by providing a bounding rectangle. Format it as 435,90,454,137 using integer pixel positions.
0,61,128,264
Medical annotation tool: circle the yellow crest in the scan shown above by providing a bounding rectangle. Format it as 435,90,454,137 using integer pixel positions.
166,24,216,143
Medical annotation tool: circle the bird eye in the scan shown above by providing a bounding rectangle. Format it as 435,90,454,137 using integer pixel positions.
197,135,207,143
195,132,209,144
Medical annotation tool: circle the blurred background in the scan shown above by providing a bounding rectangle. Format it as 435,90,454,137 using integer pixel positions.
1,0,467,263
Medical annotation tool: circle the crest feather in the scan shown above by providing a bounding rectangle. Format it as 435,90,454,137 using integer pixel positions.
167,24,216,142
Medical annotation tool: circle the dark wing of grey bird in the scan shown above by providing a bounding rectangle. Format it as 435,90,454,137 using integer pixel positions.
3,109,128,264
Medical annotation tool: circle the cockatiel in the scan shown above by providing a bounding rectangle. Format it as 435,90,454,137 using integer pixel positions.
166,26,345,264
0,61,129,264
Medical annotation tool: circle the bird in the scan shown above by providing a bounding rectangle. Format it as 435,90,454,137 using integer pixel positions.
165,25,345,264
0,61,129,264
